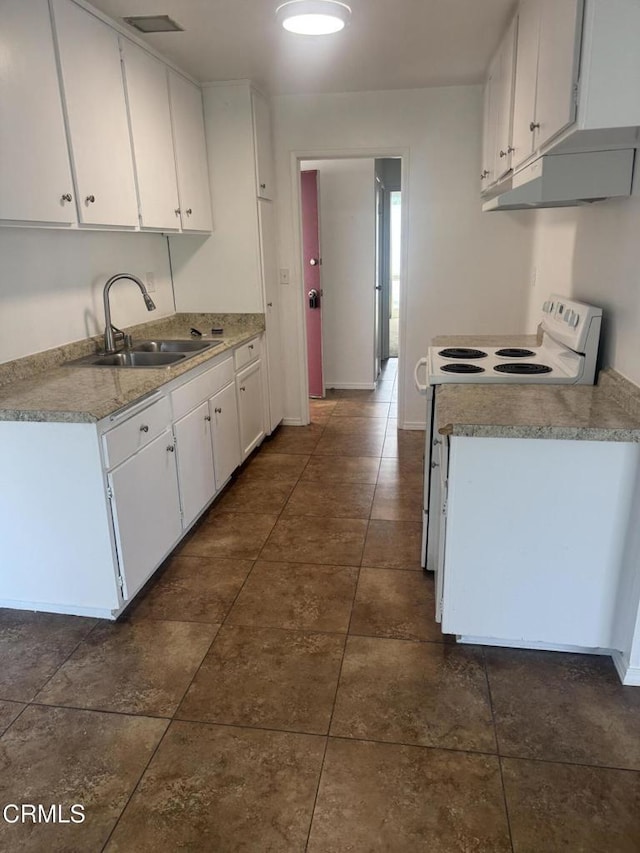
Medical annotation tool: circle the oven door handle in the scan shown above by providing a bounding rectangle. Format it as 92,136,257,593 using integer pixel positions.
414,357,429,394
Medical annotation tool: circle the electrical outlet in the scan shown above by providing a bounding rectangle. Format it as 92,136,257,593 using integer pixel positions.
146,272,156,293
279,268,290,286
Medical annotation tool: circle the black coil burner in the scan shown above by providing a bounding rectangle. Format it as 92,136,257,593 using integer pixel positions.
494,363,552,375
438,348,487,360
441,363,486,374
495,348,536,358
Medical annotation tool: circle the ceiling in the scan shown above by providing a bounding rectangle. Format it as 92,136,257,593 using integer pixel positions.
88,0,517,94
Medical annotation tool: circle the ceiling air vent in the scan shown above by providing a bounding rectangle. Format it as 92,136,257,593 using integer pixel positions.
123,15,184,33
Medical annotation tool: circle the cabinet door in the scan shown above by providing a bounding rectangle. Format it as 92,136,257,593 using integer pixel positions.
535,0,583,150
258,201,284,432
252,90,275,200
210,382,241,489
51,0,138,227
108,430,182,601
120,39,181,231
511,0,541,170
480,77,496,191
495,18,517,180
236,360,265,461
168,71,213,232
174,401,216,529
0,0,75,225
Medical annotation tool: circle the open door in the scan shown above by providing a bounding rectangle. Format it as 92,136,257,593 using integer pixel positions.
301,170,324,398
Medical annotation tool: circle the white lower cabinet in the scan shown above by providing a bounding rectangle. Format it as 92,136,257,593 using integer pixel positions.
237,359,265,460
108,429,182,601
174,400,216,529
210,382,241,489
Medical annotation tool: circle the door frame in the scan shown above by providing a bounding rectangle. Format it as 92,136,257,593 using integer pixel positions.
289,147,410,427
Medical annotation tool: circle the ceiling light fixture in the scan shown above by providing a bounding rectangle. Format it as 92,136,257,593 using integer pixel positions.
276,0,351,35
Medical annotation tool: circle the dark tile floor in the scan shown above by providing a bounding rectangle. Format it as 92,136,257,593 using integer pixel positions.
1,358,640,851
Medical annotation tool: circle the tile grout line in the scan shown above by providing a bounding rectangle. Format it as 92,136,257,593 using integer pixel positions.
482,646,515,853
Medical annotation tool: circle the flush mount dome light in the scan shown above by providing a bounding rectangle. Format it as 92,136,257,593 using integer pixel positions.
276,0,351,35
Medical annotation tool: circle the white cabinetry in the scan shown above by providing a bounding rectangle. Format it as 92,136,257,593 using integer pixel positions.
120,39,181,231
211,382,241,488
252,89,275,200
108,429,182,600
0,0,75,225
511,0,540,171
237,358,265,460
169,71,213,232
481,16,517,190
51,0,138,227
174,401,216,528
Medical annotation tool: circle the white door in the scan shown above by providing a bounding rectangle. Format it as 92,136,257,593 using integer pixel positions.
236,360,265,460
0,0,75,225
174,401,216,528
168,71,213,232
535,0,583,150
108,430,182,601
252,89,275,200
511,0,541,170
120,39,181,231
257,199,284,432
51,0,138,227
210,382,241,489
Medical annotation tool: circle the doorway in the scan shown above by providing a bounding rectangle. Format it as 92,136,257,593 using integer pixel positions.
299,157,402,401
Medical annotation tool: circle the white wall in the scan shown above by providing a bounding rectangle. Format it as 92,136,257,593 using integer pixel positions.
272,86,534,427
169,81,263,314
0,228,174,364
303,158,376,389
525,168,640,386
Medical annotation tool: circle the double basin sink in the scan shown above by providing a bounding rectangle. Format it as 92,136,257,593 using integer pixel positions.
70,339,223,369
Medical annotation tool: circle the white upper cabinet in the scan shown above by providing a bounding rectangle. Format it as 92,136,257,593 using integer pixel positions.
0,0,75,225
494,17,518,180
534,0,583,151
120,39,181,231
168,71,213,232
252,89,275,200
511,0,541,171
51,0,138,227
480,65,497,190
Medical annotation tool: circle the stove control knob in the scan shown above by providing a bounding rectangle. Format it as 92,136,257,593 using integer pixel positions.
542,300,551,312
565,309,574,324
572,313,580,327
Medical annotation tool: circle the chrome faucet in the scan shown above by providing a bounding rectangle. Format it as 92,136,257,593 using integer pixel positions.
102,273,156,353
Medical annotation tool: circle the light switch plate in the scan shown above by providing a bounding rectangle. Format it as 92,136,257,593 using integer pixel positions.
279,268,290,286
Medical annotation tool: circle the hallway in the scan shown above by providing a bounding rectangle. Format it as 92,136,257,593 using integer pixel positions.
1,357,639,851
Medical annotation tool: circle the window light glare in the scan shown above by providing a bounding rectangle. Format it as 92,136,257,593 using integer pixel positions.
276,1,351,36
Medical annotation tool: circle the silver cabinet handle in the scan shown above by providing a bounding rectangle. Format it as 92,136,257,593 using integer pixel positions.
61,193,73,202
167,444,175,453
529,122,540,132
214,407,222,414
204,414,211,422
431,461,439,469
499,150,507,158
85,195,95,204
249,344,254,350
267,302,273,307
508,146,515,153
175,208,181,216
260,183,266,190
240,386,246,392
185,208,192,215
480,170,489,180
139,424,149,433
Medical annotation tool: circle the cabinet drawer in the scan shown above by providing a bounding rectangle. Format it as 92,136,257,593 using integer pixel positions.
171,356,233,421
102,396,171,469
234,337,261,371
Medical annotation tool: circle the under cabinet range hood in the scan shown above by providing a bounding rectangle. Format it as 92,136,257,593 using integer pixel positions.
483,149,635,212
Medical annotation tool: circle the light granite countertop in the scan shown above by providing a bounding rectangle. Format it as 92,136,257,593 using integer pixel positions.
0,313,264,424
436,374,640,443
432,333,541,348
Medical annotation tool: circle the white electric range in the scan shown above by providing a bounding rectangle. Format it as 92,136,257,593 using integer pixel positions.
414,294,604,578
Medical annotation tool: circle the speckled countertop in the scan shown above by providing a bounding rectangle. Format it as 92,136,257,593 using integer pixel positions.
0,313,264,424
432,333,541,348
436,371,640,443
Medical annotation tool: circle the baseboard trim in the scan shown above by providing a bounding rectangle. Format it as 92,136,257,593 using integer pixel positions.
612,650,640,686
400,420,427,431
325,383,376,390
458,636,612,656
282,417,304,426
0,599,115,620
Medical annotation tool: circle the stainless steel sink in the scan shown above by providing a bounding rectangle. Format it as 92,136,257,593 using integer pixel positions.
66,338,224,368
91,351,186,367
132,339,218,353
